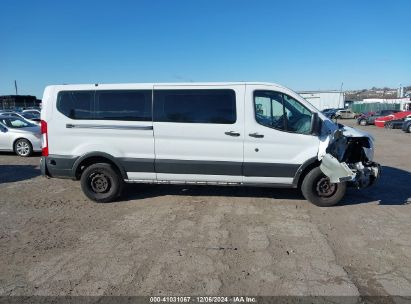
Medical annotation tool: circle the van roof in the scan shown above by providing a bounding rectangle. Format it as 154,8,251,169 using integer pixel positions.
44,82,287,90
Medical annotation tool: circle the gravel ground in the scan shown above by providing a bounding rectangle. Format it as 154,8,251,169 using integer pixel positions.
0,120,410,297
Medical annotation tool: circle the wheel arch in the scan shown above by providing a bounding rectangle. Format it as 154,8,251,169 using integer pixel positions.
293,157,321,188
72,152,128,180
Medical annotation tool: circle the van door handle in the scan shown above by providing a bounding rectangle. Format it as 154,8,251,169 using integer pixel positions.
249,132,264,138
225,131,240,137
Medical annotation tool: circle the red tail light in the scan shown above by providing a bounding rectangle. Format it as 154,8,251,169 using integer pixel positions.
41,120,49,156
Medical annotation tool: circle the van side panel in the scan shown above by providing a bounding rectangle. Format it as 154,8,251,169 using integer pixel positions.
45,85,155,180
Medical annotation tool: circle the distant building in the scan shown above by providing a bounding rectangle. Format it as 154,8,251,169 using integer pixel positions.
298,91,344,110
0,95,41,110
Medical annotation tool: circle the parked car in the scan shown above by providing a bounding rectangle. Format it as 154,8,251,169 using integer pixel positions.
0,116,41,157
1,111,40,125
40,82,380,207
357,110,400,126
23,109,41,116
322,108,339,119
402,120,411,133
384,115,411,129
335,109,359,119
375,111,411,128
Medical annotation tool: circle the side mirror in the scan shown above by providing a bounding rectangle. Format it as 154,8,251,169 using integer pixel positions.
310,112,321,136
0,126,7,133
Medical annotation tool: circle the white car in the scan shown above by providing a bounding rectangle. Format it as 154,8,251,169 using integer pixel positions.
2,111,40,125
40,82,380,206
0,116,41,157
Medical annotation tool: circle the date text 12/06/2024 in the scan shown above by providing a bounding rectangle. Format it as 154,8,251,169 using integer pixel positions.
150,296,257,303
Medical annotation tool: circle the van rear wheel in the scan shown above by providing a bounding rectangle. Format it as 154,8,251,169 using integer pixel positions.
80,163,123,203
301,167,346,207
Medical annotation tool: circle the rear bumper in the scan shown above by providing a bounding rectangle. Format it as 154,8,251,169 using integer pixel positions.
40,156,50,178
40,155,78,179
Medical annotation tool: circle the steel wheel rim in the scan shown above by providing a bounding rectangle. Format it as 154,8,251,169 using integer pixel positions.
89,172,111,193
316,177,337,197
16,141,30,156
360,120,367,126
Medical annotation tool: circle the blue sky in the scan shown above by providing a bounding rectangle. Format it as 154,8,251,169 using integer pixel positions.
1,0,410,98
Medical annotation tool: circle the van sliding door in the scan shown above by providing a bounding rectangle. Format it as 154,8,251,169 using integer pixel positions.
153,85,245,183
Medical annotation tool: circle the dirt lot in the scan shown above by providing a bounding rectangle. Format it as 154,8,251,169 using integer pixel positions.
0,120,410,297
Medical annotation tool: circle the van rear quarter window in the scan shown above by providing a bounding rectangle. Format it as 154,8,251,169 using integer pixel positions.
57,91,93,119
154,89,236,124
57,90,152,121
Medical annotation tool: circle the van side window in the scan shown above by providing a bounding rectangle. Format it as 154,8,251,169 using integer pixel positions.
154,89,236,124
57,90,152,121
254,91,286,130
95,90,151,121
57,91,93,119
254,91,312,135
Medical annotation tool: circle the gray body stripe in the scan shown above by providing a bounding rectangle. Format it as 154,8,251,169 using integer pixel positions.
66,124,153,130
119,158,154,173
155,159,242,176
46,155,301,178
243,162,300,177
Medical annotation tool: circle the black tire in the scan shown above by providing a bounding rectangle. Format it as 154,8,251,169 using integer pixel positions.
301,167,346,207
80,163,124,203
359,119,367,126
14,138,33,157
388,123,394,129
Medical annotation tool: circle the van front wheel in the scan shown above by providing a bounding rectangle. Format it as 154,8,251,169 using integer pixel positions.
301,167,346,207
80,163,123,203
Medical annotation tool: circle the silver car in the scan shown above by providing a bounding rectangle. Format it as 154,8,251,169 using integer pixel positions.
1,111,40,125
335,109,359,119
0,116,41,157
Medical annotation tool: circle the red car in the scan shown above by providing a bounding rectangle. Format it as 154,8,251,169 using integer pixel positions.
375,111,411,127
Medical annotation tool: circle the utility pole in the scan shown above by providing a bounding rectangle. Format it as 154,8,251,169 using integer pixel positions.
14,80,18,95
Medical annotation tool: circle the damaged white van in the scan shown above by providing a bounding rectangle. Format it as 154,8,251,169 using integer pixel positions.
40,82,380,206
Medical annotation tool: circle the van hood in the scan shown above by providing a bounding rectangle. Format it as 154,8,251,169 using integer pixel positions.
318,123,380,188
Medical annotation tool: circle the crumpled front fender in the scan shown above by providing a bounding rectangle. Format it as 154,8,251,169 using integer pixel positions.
318,125,380,188
320,154,356,183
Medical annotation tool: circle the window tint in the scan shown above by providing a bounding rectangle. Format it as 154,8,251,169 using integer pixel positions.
254,91,312,135
57,90,152,121
57,91,94,119
96,90,151,121
154,89,236,124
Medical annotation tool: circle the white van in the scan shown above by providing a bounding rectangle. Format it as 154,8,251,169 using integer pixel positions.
40,82,380,206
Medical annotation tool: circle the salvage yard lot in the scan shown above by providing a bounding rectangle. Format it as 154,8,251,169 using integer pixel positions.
0,120,410,296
